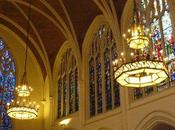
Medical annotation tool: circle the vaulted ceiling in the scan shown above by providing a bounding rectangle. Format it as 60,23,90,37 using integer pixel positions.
0,0,127,77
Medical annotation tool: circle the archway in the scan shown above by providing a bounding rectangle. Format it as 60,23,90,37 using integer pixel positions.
150,122,175,130
135,111,175,130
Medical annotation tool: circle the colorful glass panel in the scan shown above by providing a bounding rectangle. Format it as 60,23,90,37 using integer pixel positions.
58,49,79,118
162,11,175,80
144,87,154,95
88,24,120,117
134,0,174,100
57,78,62,118
104,49,112,111
69,71,74,114
96,55,102,114
111,45,120,107
162,11,174,60
89,58,96,117
151,19,163,60
62,76,67,116
134,88,143,99
74,68,79,112
0,38,16,130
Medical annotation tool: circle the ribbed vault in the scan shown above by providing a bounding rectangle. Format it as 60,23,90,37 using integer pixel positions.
0,0,127,77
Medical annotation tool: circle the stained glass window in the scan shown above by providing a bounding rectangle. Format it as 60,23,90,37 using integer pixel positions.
88,24,120,117
96,55,102,114
151,19,163,60
62,76,67,116
89,58,96,117
57,78,62,118
0,38,16,130
74,68,79,111
104,49,112,111
112,45,120,107
133,0,175,100
69,71,74,114
57,49,79,118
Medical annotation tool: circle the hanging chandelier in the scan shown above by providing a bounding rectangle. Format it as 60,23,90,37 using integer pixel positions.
15,73,33,97
7,100,39,120
7,0,40,120
113,0,168,88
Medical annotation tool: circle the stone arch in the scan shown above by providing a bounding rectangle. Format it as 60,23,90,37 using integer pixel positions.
135,111,175,130
53,40,81,122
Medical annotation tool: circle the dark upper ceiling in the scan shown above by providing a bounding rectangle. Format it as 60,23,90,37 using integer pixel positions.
0,0,127,76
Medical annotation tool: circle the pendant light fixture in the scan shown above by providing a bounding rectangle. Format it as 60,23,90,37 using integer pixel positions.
113,0,168,88
7,0,40,120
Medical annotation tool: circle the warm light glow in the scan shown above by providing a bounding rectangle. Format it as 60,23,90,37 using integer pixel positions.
124,24,150,49
59,118,71,126
16,84,33,97
7,83,39,120
7,106,38,120
129,35,149,49
114,60,168,87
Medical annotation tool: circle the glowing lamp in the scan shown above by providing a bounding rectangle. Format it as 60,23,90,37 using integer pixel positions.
114,60,168,87
124,25,150,50
16,84,33,97
59,118,71,126
7,106,38,120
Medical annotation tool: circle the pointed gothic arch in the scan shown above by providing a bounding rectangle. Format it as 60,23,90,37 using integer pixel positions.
135,111,175,130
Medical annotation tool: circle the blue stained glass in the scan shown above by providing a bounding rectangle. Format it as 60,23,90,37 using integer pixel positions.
96,55,102,113
104,48,112,110
0,39,16,130
57,79,62,118
144,87,154,95
74,68,79,112
62,76,67,116
151,19,163,60
161,11,175,81
69,71,74,114
111,45,120,107
134,88,143,99
0,39,4,51
89,58,96,117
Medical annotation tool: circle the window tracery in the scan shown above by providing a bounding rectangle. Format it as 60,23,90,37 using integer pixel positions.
57,49,79,118
88,24,120,117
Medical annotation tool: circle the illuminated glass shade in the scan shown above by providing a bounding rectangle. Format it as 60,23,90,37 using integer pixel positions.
124,25,150,50
114,60,168,87
16,84,33,97
128,35,149,49
7,106,37,120
7,99,39,120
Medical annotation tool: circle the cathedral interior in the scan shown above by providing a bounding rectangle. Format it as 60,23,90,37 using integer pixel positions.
0,0,175,130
